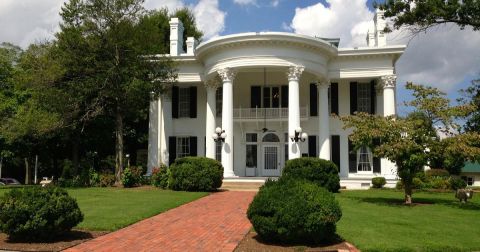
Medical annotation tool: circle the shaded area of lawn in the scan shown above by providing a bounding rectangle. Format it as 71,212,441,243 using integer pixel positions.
69,187,208,231
336,189,480,252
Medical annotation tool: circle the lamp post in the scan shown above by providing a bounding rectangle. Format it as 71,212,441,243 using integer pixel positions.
290,127,308,143
125,154,130,168
212,127,226,142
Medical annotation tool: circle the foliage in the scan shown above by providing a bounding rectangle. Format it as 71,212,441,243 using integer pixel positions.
0,187,83,240
247,179,342,243
341,83,480,204
169,157,223,192
372,177,387,188
377,0,480,33
450,177,467,190
121,166,144,188
151,165,169,189
462,79,480,133
426,169,450,178
98,172,116,187
280,157,340,193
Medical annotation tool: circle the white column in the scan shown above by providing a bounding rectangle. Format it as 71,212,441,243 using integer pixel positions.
317,81,331,160
205,78,220,159
160,91,172,165
381,75,396,116
287,65,304,160
376,84,384,116
147,92,159,174
218,68,236,177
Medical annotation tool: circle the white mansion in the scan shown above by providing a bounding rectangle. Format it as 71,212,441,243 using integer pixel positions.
147,10,405,188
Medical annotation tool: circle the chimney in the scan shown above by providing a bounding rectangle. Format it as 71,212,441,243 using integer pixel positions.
186,37,197,56
366,29,375,47
169,17,184,56
374,9,386,47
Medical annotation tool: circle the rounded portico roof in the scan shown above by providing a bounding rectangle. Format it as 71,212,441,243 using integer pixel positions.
195,32,339,78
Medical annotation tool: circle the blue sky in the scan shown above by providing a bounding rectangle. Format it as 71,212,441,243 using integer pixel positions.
1,0,479,116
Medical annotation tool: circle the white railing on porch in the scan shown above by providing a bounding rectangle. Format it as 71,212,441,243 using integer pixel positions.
233,107,309,120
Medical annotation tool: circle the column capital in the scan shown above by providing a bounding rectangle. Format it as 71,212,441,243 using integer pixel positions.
316,80,330,89
286,65,305,81
217,68,236,82
380,75,396,88
204,76,221,90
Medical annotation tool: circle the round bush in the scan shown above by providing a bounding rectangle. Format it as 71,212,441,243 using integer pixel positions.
151,165,169,189
449,177,467,190
0,187,84,240
426,169,450,178
122,166,143,188
281,157,340,192
247,179,342,243
169,157,223,191
371,177,386,188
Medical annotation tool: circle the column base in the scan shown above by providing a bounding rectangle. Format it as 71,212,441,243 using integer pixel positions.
223,171,237,178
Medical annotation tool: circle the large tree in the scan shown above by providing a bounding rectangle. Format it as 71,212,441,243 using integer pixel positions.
377,0,480,33
341,83,480,204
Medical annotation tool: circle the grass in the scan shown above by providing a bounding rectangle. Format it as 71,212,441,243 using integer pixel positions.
0,186,207,231
336,189,480,252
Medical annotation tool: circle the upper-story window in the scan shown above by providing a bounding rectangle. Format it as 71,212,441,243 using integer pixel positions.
357,83,371,113
178,87,190,117
251,85,288,108
216,87,222,117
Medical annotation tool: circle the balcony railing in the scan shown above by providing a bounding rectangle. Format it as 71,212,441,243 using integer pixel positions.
233,107,309,120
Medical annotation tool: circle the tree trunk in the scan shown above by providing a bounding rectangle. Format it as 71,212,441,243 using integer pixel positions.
404,182,413,205
115,105,124,183
24,158,30,185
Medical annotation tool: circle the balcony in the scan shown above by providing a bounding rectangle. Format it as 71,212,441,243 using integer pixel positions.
232,107,309,121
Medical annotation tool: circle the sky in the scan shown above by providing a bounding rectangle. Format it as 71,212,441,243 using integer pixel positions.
1,0,479,115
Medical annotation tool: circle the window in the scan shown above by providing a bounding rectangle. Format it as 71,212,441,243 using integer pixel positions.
215,141,222,161
462,176,474,186
357,146,372,172
246,133,257,167
259,86,285,108
357,83,371,113
262,133,280,142
176,137,190,158
216,87,222,117
178,88,190,117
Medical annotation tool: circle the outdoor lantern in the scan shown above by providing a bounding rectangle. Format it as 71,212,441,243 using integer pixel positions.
291,127,307,142
213,127,226,142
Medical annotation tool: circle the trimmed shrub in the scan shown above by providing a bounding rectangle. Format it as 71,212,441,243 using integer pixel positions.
426,169,450,178
121,166,144,188
450,177,467,190
98,173,115,187
169,157,223,191
371,177,386,188
247,179,342,243
413,177,424,189
0,187,83,240
281,157,340,192
430,177,451,189
151,165,169,189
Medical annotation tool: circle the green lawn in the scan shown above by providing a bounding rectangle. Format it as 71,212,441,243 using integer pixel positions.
336,189,480,252
0,187,207,231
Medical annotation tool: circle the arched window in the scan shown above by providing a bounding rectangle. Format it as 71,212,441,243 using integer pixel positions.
262,133,280,142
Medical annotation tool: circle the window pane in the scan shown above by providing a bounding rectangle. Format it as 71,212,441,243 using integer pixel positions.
178,88,191,117
272,87,280,108
176,137,190,158
216,87,222,117
357,146,372,171
357,83,371,113
262,133,280,142
246,133,257,142
246,145,257,167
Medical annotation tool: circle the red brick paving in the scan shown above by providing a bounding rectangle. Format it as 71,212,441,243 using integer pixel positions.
65,191,256,252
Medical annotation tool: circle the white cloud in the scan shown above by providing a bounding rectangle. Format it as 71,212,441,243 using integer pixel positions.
144,0,184,12
289,0,480,93
193,0,226,39
233,0,257,6
271,0,280,7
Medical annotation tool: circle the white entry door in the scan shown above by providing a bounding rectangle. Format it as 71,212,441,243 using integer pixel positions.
263,145,280,176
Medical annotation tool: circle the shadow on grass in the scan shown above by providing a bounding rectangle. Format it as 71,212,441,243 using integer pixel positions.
6,230,95,243
348,193,480,210
251,233,345,249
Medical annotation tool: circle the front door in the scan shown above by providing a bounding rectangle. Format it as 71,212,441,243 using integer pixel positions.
263,145,280,176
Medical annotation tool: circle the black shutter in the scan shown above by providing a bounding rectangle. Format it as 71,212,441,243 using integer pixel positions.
370,80,376,115
251,86,261,108
373,138,381,173
350,82,357,115
190,136,197,156
263,87,271,108
331,83,339,115
331,135,340,172
190,86,197,118
172,86,179,118
308,135,317,157
310,83,318,116
168,136,177,165
281,85,288,108
348,140,357,173
204,136,206,156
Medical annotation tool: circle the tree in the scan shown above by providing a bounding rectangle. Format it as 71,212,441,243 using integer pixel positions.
462,79,480,133
341,83,480,204
376,0,480,33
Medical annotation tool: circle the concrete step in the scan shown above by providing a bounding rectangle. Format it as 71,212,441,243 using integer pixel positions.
221,181,265,191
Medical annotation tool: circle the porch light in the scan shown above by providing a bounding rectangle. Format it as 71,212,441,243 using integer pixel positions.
290,127,308,142
213,127,226,142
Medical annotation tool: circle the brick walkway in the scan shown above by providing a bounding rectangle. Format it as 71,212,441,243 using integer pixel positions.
65,191,256,252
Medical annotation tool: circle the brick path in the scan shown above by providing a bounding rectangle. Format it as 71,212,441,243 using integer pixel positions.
65,191,256,252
